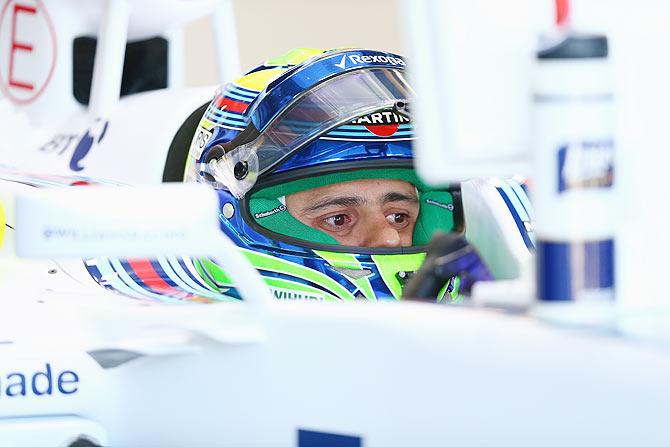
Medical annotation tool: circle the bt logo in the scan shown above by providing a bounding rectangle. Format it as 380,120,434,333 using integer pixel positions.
39,119,110,172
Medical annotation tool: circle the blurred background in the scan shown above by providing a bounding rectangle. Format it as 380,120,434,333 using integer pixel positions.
184,0,404,86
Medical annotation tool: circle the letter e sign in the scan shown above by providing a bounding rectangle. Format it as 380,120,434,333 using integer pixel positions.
0,0,57,104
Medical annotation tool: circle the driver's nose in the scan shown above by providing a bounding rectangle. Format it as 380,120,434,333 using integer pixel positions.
363,220,402,248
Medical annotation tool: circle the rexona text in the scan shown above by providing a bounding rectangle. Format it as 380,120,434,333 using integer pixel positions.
348,54,405,66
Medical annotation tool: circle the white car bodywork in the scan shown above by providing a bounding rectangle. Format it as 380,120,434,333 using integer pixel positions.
0,183,668,447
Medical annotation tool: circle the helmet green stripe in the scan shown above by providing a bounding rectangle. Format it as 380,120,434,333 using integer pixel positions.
314,250,376,301
264,276,339,301
371,253,426,299
242,250,356,301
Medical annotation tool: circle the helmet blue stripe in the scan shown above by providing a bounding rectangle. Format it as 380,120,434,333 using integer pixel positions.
249,49,407,132
223,90,255,103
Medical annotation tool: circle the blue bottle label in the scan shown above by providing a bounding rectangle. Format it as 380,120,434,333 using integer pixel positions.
537,239,615,301
557,139,614,193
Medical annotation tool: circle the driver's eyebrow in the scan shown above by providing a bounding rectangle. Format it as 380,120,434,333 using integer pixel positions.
380,191,419,205
302,196,365,213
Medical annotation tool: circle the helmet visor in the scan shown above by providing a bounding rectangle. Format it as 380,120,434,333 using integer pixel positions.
207,68,414,197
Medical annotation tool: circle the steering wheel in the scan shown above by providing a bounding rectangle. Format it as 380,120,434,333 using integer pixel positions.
403,232,493,300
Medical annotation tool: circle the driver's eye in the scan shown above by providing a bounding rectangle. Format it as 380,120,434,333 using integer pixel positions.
325,214,348,227
387,213,408,225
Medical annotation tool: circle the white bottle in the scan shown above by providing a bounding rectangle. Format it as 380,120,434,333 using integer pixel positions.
531,33,616,327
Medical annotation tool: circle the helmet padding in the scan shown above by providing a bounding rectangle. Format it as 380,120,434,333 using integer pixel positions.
248,169,455,246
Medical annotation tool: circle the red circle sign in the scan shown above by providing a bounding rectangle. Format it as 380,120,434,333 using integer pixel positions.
0,0,57,105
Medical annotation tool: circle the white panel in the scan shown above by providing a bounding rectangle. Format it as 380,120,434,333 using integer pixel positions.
15,184,220,259
401,0,554,183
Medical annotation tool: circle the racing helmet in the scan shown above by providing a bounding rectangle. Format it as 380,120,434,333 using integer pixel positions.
185,48,463,301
